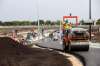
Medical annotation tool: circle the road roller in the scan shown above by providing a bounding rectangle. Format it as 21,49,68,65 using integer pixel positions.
62,27,90,51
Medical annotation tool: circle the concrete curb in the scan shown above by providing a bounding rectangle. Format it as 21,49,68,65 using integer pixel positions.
32,45,84,66
58,52,84,66
67,52,86,66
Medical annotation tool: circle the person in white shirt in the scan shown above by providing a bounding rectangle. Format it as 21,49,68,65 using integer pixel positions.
53,31,58,41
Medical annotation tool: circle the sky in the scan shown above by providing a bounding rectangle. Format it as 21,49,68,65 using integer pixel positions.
0,0,100,21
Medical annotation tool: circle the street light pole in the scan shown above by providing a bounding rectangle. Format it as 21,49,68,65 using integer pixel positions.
89,0,91,19
36,0,40,39
89,0,92,40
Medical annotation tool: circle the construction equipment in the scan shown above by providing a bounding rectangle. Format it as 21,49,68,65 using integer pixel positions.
62,16,89,51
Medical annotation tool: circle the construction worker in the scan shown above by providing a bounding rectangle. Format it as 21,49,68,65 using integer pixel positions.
62,29,71,52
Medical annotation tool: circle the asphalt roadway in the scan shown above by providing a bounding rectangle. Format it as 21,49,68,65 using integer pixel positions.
76,45,100,66
37,37,100,66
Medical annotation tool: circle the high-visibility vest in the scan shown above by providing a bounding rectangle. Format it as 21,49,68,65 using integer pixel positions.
63,23,72,30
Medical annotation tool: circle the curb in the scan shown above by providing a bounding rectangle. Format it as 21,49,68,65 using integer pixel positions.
58,52,84,66
68,52,86,66
32,45,84,66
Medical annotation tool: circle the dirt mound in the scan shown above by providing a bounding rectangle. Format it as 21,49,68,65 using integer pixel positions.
0,37,72,66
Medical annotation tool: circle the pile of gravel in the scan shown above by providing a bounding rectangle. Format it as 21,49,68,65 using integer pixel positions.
0,37,72,66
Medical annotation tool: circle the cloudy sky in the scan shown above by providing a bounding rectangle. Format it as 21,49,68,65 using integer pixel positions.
0,0,100,21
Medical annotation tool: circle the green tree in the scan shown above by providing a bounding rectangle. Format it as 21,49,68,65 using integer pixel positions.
32,21,37,25
96,19,100,25
0,21,3,25
45,20,51,25
51,22,55,25
56,20,60,25
80,20,85,25
39,20,44,25
80,19,93,25
3,21,32,26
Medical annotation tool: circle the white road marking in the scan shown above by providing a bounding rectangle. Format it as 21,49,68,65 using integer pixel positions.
89,42,100,48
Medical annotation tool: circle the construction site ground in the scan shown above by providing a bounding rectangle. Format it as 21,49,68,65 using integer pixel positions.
0,37,73,66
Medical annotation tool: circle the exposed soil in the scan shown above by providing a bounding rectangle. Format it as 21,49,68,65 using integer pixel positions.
0,37,72,66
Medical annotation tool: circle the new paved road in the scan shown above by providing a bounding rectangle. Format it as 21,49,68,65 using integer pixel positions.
76,43,100,66
37,37,100,66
